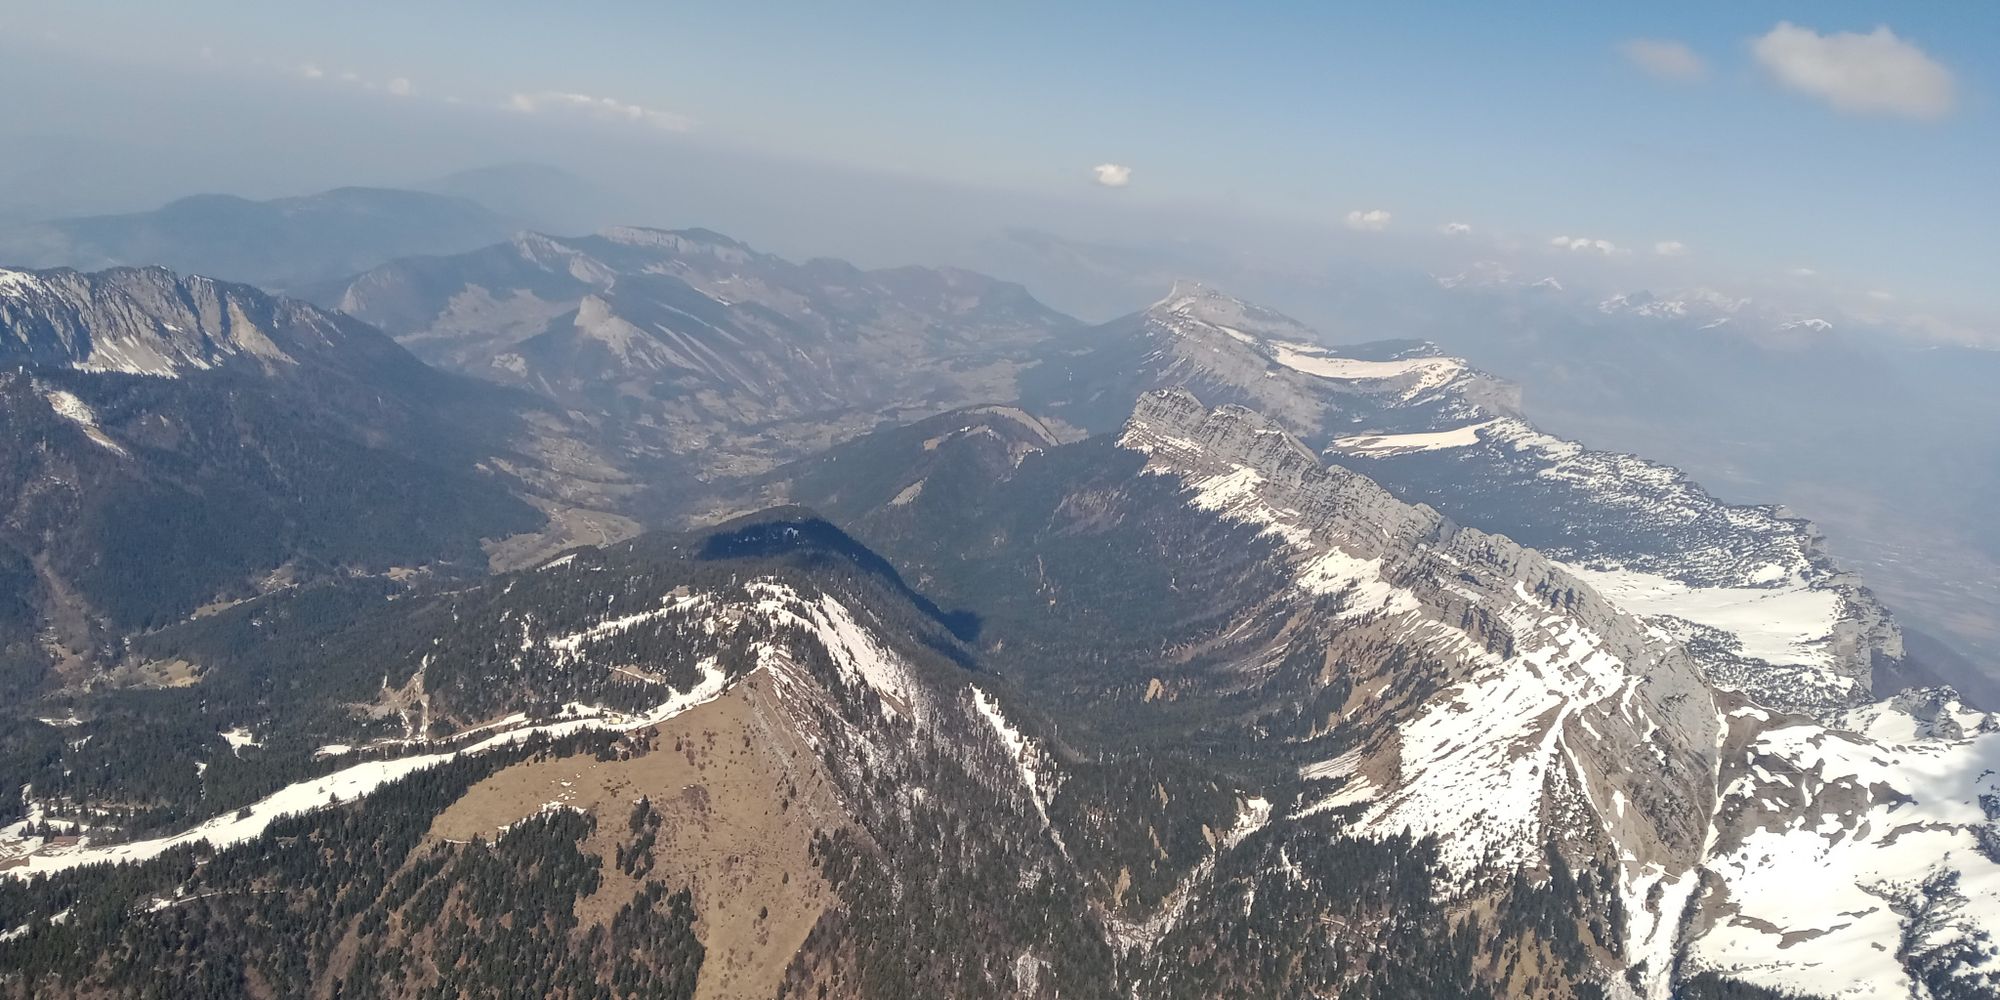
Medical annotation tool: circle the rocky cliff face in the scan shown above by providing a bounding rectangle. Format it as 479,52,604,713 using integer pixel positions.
1122,388,1721,994
0,265,391,376
1027,282,1909,721
1122,389,2000,1000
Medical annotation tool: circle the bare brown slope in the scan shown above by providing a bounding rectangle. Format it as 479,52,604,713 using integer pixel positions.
424,671,839,1000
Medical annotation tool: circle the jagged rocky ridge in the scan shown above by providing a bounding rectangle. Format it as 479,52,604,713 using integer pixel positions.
755,385,2000,998
1,243,1990,997
1024,282,1909,720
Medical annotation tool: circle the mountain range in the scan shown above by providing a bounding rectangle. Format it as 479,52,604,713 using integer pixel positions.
969,228,2000,677
0,217,1995,999
0,187,519,292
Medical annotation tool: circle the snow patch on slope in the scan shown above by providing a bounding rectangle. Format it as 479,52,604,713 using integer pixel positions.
38,386,128,455
1331,419,1502,456
1692,702,2000,999
971,686,1067,857
1565,564,1841,672
1267,342,1465,397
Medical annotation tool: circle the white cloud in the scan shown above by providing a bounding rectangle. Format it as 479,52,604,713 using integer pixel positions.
1867,289,1895,302
1550,235,1627,256
386,77,413,97
1344,209,1392,232
1787,266,1819,277
1752,22,1955,120
297,63,324,80
1619,39,1707,82
1439,222,1473,236
1091,163,1132,188
1653,240,1688,256
506,91,695,131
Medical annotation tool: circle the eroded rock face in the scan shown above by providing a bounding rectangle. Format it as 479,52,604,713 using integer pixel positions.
0,265,383,376
1121,388,1721,992
1118,388,2000,999
1035,283,1906,722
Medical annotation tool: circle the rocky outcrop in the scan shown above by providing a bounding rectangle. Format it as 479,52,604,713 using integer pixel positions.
1046,283,1910,724
0,265,386,376
1123,388,1721,994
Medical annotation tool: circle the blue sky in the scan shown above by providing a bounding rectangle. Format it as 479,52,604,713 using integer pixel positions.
2,1,1995,332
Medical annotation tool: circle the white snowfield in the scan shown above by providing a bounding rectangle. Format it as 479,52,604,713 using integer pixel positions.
971,686,1062,845
1131,411,1696,880
1177,461,1413,620
1566,564,1843,674
1267,341,1465,397
1691,703,2000,999
38,386,129,456
1331,419,1502,456
747,580,924,723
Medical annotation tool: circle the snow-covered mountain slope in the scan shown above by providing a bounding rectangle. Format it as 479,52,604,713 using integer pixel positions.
1353,415,1902,719
1121,391,2000,999
1021,280,1516,437
0,569,926,880
0,512,1217,998
1690,691,2000,999
761,385,2000,998
1025,283,1907,721
1121,389,1717,993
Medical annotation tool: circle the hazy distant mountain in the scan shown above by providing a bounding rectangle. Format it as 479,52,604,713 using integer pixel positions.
417,163,628,234
0,187,517,291
1425,275,2000,676
330,226,1078,474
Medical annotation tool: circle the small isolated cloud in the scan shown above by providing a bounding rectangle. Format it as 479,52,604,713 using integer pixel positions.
1619,39,1707,82
1439,222,1473,236
297,63,324,80
1550,235,1626,256
1092,163,1132,188
1345,209,1392,232
386,77,413,97
507,91,695,131
1867,289,1895,302
1653,240,1688,256
1752,22,1955,120
1787,266,1819,277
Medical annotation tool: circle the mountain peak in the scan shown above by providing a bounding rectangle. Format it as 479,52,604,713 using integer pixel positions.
1142,280,1318,345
